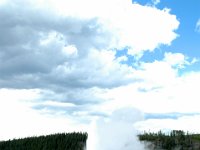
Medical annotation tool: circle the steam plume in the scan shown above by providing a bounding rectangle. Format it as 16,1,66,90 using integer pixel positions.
87,107,146,150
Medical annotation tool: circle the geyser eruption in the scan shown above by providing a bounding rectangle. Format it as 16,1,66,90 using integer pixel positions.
87,107,145,150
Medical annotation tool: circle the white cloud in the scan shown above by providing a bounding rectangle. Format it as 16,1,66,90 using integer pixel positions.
136,61,177,86
0,0,179,90
152,0,160,6
1,50,200,141
17,0,179,56
0,0,196,144
49,49,136,89
2,63,200,139
164,52,193,68
116,55,128,63
100,53,200,114
0,89,89,141
62,45,78,58
135,115,200,133
196,19,200,32
0,0,6,5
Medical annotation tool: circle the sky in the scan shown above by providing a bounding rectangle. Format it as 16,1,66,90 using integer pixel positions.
0,0,200,144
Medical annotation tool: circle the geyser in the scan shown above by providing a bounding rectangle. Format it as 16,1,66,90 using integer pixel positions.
87,107,146,150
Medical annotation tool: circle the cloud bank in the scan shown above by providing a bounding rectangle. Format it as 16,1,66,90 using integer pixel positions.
2,0,200,146
0,0,179,90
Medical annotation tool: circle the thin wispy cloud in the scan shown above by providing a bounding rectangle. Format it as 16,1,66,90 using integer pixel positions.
152,0,160,6
196,19,200,33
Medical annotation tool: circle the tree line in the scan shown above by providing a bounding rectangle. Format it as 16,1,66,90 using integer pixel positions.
138,130,200,150
0,132,88,150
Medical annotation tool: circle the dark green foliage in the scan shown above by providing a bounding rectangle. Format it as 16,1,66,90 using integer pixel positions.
138,130,200,150
0,132,88,150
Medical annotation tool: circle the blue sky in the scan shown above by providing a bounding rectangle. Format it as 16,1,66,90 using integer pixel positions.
116,0,200,68
131,0,200,70
0,0,200,148
157,0,200,56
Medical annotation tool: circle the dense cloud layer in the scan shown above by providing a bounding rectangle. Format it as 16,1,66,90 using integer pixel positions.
0,4,123,87
0,0,179,90
2,0,194,143
0,0,180,120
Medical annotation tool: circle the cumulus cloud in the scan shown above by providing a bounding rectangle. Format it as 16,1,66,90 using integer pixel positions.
100,52,200,114
0,0,188,144
0,0,137,90
0,0,179,112
162,52,198,70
